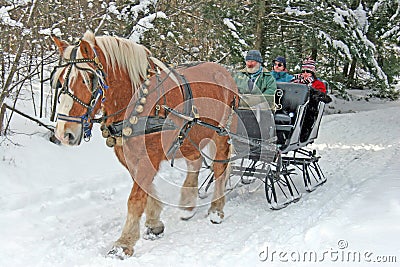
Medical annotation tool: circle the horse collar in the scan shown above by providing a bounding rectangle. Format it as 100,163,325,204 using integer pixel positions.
101,66,196,148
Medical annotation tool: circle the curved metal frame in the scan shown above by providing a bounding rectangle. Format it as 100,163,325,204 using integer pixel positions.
198,83,328,210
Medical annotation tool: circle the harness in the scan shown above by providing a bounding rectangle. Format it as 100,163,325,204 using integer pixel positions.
100,65,196,147
52,48,271,165
51,44,108,141
52,48,198,148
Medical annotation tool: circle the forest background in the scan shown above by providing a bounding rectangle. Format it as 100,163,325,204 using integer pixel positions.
0,0,399,135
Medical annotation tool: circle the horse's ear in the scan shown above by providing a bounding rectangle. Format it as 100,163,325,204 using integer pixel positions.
79,39,94,59
52,35,69,55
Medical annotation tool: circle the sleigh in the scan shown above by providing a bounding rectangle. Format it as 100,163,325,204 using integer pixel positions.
199,82,327,210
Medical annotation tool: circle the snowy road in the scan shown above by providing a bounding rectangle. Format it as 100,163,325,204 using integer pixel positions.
1,102,399,267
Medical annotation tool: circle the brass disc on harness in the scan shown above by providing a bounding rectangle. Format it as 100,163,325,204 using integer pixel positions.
115,137,123,146
142,88,149,96
136,105,144,113
129,116,138,124
106,136,116,147
102,128,110,138
123,126,133,137
140,97,147,105
144,80,151,86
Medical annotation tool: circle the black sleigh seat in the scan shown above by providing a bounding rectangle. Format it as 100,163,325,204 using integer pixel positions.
232,82,326,158
234,94,276,160
299,100,325,146
274,82,310,153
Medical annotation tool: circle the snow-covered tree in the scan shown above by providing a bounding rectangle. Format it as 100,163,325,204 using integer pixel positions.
1,0,399,135
256,0,399,96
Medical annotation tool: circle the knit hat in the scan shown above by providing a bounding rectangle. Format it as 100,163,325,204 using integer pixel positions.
273,56,287,68
301,58,316,74
245,50,263,63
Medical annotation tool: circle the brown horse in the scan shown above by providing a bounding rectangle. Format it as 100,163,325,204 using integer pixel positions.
51,31,238,258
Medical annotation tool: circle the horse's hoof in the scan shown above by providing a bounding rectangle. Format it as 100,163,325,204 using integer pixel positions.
143,225,165,240
179,207,197,221
107,246,133,259
208,210,224,224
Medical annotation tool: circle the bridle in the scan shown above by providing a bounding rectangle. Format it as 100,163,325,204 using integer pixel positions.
51,43,108,141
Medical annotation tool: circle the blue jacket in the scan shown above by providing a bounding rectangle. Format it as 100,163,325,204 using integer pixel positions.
271,71,294,82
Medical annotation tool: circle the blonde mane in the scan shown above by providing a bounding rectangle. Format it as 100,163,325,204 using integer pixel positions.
51,31,151,93
82,31,150,90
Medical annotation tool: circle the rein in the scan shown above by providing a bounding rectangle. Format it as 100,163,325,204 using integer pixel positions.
53,47,271,165
52,43,192,146
53,47,262,164
162,102,276,166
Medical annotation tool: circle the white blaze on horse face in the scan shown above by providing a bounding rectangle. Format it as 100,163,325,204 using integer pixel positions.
55,92,75,144
58,91,74,115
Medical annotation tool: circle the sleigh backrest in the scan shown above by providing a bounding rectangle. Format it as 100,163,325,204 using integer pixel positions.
274,82,309,152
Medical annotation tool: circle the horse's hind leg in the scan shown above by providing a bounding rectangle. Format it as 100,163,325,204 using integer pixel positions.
208,135,231,224
179,156,203,219
144,194,164,240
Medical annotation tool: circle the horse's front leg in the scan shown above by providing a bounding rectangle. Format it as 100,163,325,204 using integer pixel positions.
109,140,163,258
208,136,232,224
108,182,147,258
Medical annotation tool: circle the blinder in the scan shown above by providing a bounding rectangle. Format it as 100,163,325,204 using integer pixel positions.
52,45,108,141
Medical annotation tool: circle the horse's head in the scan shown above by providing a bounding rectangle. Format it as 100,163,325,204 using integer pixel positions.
51,32,107,146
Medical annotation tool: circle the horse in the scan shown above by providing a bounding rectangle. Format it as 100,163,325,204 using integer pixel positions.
51,31,238,258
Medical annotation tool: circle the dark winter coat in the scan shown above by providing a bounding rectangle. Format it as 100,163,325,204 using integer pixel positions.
234,67,277,95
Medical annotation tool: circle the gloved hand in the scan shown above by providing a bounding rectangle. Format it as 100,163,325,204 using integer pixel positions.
291,74,314,84
310,87,332,103
321,94,332,103
303,76,314,84
291,74,301,83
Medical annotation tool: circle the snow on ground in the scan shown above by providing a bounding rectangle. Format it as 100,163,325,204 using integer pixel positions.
0,92,399,267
